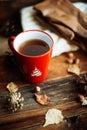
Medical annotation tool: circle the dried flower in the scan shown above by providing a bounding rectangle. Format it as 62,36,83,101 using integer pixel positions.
7,92,24,112
6,82,24,112
34,93,50,105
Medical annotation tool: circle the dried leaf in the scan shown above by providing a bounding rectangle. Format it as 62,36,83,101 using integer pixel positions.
82,98,87,105
6,82,18,93
43,108,64,127
34,93,50,105
67,63,80,76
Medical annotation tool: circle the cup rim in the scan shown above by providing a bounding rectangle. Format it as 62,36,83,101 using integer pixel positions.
13,30,54,58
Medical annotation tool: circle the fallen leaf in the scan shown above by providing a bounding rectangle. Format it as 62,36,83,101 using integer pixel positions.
43,108,64,127
34,93,50,105
6,82,18,93
67,63,80,76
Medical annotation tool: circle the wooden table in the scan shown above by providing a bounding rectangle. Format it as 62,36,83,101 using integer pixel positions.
0,36,87,130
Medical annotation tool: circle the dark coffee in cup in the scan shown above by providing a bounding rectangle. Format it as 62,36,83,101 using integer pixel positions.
18,39,50,56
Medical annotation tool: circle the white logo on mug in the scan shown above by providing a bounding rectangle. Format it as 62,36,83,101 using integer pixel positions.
31,67,42,77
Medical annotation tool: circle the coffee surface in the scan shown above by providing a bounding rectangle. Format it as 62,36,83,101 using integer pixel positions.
18,39,50,56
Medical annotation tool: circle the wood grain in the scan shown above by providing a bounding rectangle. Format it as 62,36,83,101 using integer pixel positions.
0,49,87,129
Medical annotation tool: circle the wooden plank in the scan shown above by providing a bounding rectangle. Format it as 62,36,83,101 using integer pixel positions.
0,75,87,130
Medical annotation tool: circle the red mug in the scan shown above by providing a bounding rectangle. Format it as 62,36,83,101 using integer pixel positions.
8,30,54,84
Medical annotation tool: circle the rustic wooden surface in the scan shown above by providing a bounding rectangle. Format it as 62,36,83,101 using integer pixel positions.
0,0,87,129
0,36,87,130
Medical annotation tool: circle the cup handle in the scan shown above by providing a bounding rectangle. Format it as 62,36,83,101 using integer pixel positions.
8,36,15,53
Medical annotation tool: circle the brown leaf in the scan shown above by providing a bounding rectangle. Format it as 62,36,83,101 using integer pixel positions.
67,63,80,76
34,93,51,105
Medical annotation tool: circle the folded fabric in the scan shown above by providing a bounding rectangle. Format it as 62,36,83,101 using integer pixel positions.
35,0,87,38
34,0,87,52
20,2,87,57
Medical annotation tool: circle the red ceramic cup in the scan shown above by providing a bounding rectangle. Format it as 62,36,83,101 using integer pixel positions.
8,30,54,84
